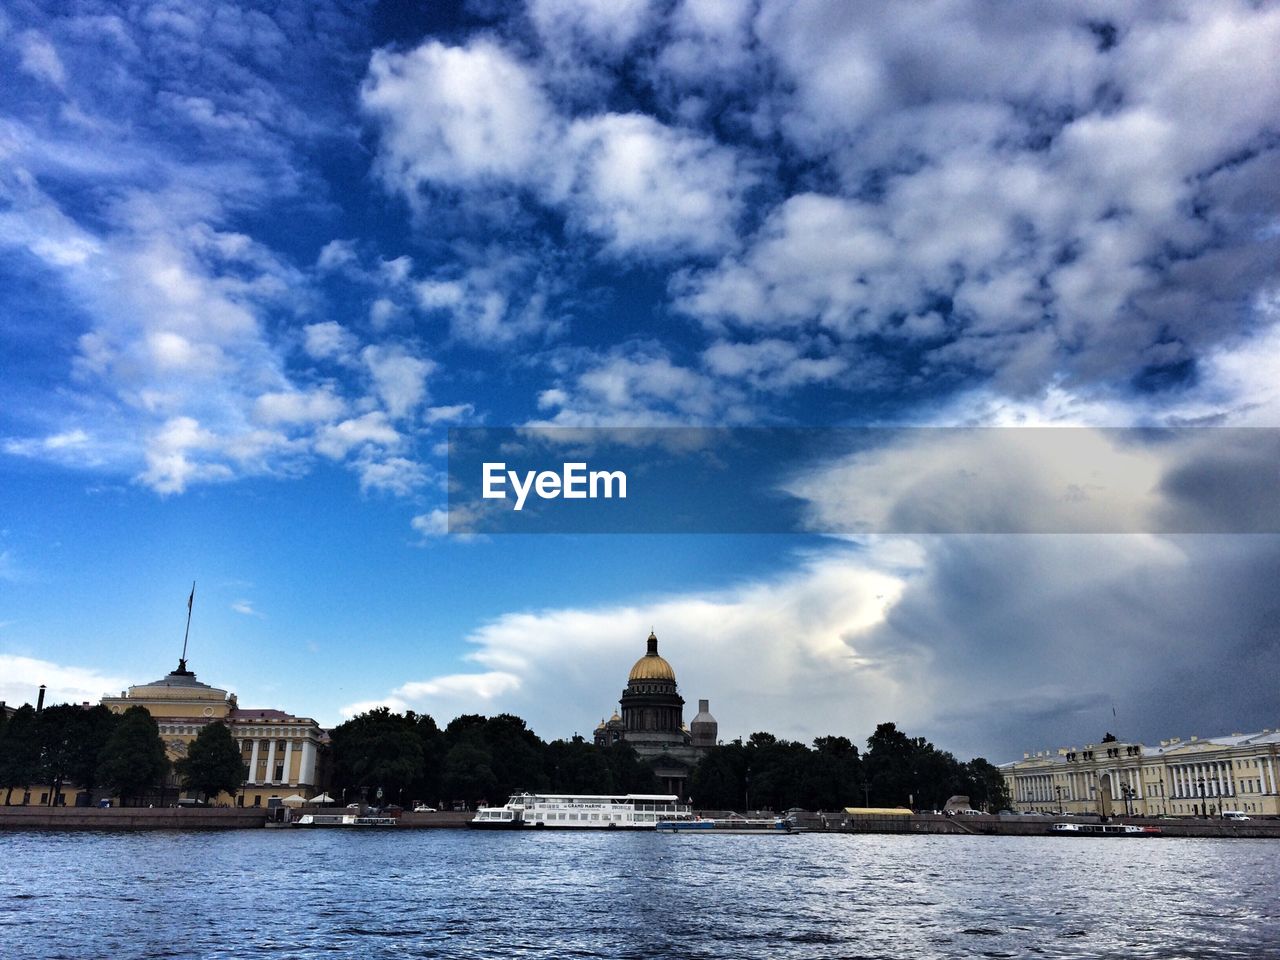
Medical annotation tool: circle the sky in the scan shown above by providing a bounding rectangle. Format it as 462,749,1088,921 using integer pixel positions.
2,0,1279,763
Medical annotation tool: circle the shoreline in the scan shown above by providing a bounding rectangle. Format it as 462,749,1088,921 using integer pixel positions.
4,806,1280,837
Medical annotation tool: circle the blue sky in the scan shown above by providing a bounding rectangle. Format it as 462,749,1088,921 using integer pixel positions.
3,0,1279,760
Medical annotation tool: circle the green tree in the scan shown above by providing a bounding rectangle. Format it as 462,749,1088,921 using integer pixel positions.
966,758,1012,812
0,704,41,805
442,740,498,803
690,742,747,810
176,722,245,803
329,708,425,805
97,706,168,805
37,703,115,805
68,705,119,796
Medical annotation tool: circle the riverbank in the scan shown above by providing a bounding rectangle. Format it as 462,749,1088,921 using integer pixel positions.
818,811,1280,839
0,806,268,830
5,805,1278,837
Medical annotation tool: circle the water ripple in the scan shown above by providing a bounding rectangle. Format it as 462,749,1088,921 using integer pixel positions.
1,831,1277,958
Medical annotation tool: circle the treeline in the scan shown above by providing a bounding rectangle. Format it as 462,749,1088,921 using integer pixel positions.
0,703,245,805
330,709,1011,812
692,723,1010,812
329,709,661,807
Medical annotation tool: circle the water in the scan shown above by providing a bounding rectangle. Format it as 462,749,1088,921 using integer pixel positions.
2,831,1277,958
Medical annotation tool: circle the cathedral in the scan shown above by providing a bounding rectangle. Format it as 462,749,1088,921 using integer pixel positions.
594,631,717,797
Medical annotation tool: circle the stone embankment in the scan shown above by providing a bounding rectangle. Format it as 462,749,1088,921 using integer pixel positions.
805,812,1280,838
0,806,268,830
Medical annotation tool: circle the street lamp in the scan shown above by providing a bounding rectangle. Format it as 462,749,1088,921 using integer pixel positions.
1120,783,1134,818
1197,776,1207,818
1055,785,1063,814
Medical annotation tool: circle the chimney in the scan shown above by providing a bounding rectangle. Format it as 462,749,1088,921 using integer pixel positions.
699,699,709,713
36,684,46,713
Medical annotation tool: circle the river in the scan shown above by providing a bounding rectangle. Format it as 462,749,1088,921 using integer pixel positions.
2,830,1276,958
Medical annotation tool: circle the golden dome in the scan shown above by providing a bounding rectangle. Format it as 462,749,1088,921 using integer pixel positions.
628,630,676,682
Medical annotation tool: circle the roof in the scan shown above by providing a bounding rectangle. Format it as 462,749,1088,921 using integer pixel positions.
230,708,294,720
1002,727,1280,767
628,631,676,683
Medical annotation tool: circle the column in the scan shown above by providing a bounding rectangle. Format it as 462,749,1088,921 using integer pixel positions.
265,739,278,784
282,740,294,786
300,740,316,788
249,739,261,784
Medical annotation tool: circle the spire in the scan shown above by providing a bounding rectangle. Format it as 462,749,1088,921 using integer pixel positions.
175,581,196,675
647,630,658,656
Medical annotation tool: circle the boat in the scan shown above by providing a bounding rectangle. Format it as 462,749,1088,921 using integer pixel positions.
295,814,399,827
1051,822,1161,836
470,792,692,829
656,815,793,835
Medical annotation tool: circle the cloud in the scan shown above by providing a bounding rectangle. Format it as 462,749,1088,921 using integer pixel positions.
553,112,751,256
362,39,555,188
340,522,1280,759
414,254,561,346
362,37,754,259
669,1,1280,393
0,654,129,709
360,344,433,420
313,412,402,460
253,388,346,425
338,543,916,738
302,322,359,361
16,30,67,88
528,0,661,60
530,343,753,426
231,599,262,617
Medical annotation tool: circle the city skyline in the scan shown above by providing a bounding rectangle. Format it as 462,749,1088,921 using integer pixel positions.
3,1,1279,762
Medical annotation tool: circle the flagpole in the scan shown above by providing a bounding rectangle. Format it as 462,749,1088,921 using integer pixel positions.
180,581,195,671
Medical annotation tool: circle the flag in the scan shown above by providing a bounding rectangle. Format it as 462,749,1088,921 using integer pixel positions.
187,582,195,613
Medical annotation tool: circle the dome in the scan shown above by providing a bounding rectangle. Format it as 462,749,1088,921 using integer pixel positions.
628,630,676,682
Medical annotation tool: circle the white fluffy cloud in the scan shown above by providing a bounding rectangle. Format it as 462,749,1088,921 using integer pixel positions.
340,544,917,740
363,40,555,187
0,654,129,710
361,38,754,259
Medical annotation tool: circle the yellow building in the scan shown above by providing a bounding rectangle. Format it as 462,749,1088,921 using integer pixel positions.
1001,729,1280,817
102,659,326,807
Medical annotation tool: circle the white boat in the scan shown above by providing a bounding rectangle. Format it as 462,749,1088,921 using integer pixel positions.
295,814,399,827
470,792,692,829
1051,822,1160,836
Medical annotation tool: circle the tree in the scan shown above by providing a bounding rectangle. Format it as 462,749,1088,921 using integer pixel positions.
329,708,425,804
176,722,245,803
966,758,1012,812
36,704,91,805
443,741,497,803
0,705,41,804
97,706,168,805
68,705,119,797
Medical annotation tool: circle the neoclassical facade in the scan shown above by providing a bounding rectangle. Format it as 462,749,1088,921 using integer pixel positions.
594,631,717,797
1001,728,1280,817
102,659,326,807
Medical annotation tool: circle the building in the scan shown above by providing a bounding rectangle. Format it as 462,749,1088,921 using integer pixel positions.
102,658,326,807
593,631,717,797
1001,729,1280,817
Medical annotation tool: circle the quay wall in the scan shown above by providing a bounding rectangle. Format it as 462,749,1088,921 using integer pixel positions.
822,813,1280,839
0,806,268,831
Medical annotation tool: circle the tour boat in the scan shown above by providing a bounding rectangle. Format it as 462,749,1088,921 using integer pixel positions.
1051,822,1161,836
655,815,793,835
470,792,692,829
295,814,399,827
